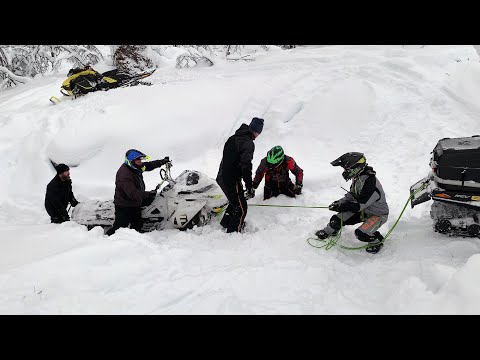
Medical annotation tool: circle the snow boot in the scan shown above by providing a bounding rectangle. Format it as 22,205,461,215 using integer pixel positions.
365,231,384,254
315,229,338,240
220,212,230,229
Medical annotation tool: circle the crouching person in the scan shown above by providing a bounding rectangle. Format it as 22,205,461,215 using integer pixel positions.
315,152,389,254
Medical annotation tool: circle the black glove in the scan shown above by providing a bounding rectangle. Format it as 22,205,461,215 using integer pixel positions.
328,200,341,211
142,190,157,207
252,181,259,190
161,156,170,165
71,199,79,207
245,187,255,200
294,182,303,195
329,200,360,213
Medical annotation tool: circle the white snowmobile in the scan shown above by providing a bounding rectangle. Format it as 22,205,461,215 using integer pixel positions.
71,164,229,232
410,135,480,237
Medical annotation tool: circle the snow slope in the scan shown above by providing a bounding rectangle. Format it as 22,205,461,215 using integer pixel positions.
1,45,480,314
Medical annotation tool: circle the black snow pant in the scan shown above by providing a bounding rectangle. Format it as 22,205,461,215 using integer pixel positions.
217,176,248,233
263,180,296,200
106,205,143,236
51,216,68,224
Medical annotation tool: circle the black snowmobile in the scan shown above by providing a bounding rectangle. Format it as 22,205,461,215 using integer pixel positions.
410,135,480,237
71,164,229,232
50,66,156,104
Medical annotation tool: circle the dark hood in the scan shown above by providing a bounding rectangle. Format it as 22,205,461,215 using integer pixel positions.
361,165,376,176
235,123,253,137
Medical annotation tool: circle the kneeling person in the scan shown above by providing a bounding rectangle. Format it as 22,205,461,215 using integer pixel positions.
253,146,303,200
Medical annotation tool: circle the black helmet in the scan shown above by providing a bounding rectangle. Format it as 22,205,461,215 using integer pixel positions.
331,152,367,181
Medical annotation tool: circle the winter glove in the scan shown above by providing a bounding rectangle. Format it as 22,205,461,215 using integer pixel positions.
71,199,79,207
245,187,255,200
252,181,259,190
328,200,341,211
294,182,303,195
329,201,360,213
160,156,170,165
142,190,157,207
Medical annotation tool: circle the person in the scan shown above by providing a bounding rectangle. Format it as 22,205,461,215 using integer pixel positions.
315,152,389,254
252,145,303,200
105,149,171,236
216,117,264,233
45,163,79,223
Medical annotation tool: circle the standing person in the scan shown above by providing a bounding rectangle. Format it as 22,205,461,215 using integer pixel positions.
45,163,79,223
105,149,170,236
252,145,303,200
216,117,264,233
314,152,389,254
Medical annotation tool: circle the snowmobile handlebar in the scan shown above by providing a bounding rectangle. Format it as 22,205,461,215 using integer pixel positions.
159,161,173,181
156,162,176,191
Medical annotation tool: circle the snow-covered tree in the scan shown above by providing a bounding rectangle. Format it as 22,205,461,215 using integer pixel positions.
0,45,103,91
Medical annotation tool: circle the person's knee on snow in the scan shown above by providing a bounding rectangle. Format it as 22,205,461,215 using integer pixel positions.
354,228,377,242
355,228,384,254
263,186,273,200
315,215,342,239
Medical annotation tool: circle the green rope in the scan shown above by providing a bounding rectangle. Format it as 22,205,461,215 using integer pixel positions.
307,215,343,248
307,181,429,251
250,204,329,209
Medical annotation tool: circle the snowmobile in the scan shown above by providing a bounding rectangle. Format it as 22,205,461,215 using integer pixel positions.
410,135,480,237
71,164,229,232
49,67,156,105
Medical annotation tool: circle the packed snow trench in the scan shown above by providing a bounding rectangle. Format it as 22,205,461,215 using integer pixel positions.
2,45,480,314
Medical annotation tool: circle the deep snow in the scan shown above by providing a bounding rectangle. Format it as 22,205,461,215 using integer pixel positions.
1,45,480,314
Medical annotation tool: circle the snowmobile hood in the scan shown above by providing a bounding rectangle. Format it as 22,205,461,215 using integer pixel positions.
234,123,253,137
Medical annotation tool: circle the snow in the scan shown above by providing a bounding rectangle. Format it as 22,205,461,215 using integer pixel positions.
1,45,480,314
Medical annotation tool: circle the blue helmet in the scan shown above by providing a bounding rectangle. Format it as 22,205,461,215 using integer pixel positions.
125,149,150,171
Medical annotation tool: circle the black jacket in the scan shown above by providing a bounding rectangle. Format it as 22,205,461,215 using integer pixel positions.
45,175,78,222
113,160,165,207
217,123,255,189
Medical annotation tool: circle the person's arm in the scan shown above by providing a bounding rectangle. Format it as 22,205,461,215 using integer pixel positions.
70,190,79,207
142,157,170,171
287,157,303,184
239,140,255,189
252,158,268,189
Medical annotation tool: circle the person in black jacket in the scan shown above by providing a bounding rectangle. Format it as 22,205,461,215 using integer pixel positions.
45,163,79,223
105,149,170,236
216,117,264,233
